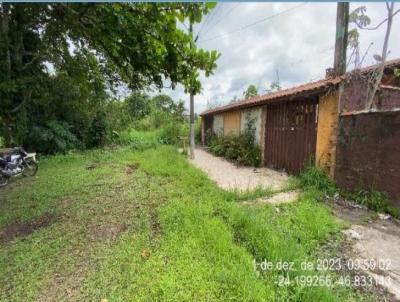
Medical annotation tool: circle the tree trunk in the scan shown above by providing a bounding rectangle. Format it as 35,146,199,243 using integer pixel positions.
189,21,195,159
366,2,395,110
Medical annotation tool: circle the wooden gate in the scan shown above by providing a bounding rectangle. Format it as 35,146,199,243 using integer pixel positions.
264,98,318,174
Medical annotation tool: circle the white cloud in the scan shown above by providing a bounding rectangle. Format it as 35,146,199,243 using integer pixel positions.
160,3,400,114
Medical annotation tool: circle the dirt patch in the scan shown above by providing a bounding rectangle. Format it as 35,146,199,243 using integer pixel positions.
126,162,140,174
86,161,100,170
0,213,56,244
148,206,161,246
88,223,127,241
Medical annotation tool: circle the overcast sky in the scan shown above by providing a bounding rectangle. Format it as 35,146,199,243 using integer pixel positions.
158,2,400,114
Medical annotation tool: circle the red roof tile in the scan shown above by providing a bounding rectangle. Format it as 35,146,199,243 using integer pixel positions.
200,58,400,116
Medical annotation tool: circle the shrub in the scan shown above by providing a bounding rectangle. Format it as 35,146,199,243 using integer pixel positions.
87,111,108,148
117,129,160,151
159,122,190,146
208,133,261,166
347,190,389,212
195,119,202,144
158,122,181,145
26,120,80,154
298,165,336,196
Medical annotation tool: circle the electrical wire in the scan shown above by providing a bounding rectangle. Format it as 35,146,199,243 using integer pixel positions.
199,3,240,39
197,3,308,43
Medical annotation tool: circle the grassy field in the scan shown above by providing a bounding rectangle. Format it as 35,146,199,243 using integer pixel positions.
0,146,372,301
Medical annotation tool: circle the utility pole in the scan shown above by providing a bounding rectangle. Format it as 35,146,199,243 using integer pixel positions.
329,2,349,179
189,20,195,159
333,2,349,76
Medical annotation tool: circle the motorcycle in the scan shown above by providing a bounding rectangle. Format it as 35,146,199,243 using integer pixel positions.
0,147,38,187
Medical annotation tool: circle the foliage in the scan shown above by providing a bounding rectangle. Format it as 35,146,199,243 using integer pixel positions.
207,111,261,166
125,93,151,120
265,80,282,93
348,6,372,68
342,189,400,219
194,118,202,143
394,68,400,77
158,122,186,145
105,100,132,132
0,3,219,149
26,120,80,154
87,111,108,148
243,84,258,99
345,190,388,212
298,165,336,196
117,129,161,151
151,94,186,122
229,95,239,104
208,134,261,166
0,146,365,301
299,166,400,219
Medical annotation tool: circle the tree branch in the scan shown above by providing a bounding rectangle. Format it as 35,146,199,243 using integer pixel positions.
361,8,400,30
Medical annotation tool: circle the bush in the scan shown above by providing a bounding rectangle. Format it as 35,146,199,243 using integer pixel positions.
159,122,190,146
341,189,400,219
346,190,389,212
158,122,181,145
208,133,261,166
87,111,108,148
117,129,160,151
298,165,336,196
25,121,80,154
195,119,202,144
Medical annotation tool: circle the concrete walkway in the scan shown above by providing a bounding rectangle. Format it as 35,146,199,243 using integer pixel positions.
190,147,289,191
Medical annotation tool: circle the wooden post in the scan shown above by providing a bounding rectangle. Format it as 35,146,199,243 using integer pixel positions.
333,2,349,76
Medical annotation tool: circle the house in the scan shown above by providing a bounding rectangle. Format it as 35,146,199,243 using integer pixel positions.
200,59,400,207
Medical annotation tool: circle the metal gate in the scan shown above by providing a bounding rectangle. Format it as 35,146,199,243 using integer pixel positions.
265,98,318,174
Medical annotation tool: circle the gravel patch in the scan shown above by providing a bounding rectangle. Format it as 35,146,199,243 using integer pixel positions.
190,147,289,191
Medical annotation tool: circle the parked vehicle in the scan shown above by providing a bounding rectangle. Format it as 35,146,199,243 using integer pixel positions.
0,147,38,187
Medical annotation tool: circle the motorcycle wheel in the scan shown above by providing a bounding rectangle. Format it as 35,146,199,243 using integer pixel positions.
23,159,38,177
0,174,8,187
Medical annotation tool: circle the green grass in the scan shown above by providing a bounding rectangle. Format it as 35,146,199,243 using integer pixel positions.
118,129,162,150
0,146,371,301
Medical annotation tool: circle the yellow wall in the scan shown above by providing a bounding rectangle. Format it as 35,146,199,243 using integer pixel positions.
223,111,241,135
316,91,339,176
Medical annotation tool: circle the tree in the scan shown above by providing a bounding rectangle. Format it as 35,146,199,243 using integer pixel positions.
348,6,371,68
366,2,396,110
229,95,239,104
125,92,151,120
0,3,219,147
243,85,258,99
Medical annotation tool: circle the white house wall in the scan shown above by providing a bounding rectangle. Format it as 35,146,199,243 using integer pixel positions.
240,108,262,145
213,114,224,135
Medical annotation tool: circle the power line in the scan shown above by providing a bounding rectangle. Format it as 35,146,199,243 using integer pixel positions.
196,4,221,40
197,3,308,43
200,3,240,39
